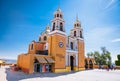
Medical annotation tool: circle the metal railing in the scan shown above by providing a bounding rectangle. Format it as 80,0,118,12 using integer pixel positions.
36,50,48,55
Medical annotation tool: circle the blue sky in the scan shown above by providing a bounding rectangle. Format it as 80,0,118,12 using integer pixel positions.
0,0,120,62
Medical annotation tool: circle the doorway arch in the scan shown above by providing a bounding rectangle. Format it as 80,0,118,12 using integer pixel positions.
85,59,88,69
70,56,74,71
89,60,93,69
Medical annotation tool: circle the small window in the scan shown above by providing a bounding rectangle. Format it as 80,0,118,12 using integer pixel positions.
39,37,41,41
54,15,56,18
60,14,62,18
80,31,82,38
52,23,55,31
60,22,63,31
31,44,33,50
57,14,59,17
74,31,76,37
44,36,47,41
70,42,73,50
74,24,76,27
77,24,79,27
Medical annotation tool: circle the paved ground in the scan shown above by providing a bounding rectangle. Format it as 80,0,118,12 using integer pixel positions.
0,66,120,81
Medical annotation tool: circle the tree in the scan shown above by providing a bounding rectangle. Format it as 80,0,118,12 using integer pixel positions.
93,51,101,65
115,54,120,66
117,54,120,60
87,52,94,58
101,47,111,65
87,53,90,58
90,52,94,58
106,51,111,65
87,47,112,65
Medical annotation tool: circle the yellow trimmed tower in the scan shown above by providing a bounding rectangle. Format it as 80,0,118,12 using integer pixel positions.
68,15,85,71
48,8,66,73
76,17,85,70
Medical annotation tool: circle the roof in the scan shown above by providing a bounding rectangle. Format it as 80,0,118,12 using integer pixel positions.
0,59,5,64
35,56,55,64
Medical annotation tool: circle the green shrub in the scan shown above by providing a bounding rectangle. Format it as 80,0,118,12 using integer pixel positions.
117,54,120,60
115,60,120,66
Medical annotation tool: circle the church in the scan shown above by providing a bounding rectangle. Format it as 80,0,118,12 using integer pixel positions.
17,8,94,74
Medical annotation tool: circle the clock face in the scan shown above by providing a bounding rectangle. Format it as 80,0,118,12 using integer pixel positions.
59,42,64,48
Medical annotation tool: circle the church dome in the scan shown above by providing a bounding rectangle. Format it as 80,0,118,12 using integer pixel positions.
54,7,63,19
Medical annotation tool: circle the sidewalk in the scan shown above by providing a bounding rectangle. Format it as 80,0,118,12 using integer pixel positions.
1,66,120,81
0,66,8,81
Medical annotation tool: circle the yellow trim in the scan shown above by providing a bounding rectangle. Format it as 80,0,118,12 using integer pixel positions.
54,68,66,73
54,66,83,72
78,67,85,71
66,66,71,72
73,66,79,71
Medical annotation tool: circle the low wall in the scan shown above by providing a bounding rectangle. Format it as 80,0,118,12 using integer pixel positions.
1,63,13,66
93,65,99,69
94,65,120,70
94,65,110,69
115,66,120,70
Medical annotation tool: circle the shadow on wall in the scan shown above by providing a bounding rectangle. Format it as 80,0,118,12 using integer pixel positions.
5,67,78,81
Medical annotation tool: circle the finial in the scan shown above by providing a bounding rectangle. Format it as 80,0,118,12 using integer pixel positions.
76,14,78,21
57,4,61,12
58,4,60,10
46,23,50,30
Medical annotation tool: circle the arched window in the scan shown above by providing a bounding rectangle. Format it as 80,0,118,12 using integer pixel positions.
44,36,47,41
60,14,62,18
54,15,56,18
70,42,73,50
74,31,76,37
31,44,33,50
60,22,63,31
80,31,82,38
52,23,55,31
39,37,41,41
89,60,93,64
89,60,93,69
57,14,59,17
77,24,79,27
74,24,76,27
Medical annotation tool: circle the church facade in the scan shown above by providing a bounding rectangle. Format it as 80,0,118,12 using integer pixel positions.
17,8,94,74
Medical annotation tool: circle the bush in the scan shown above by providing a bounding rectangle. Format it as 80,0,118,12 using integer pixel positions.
115,60,120,66
117,54,120,60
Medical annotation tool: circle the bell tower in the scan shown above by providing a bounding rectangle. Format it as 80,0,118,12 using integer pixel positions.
74,16,85,70
48,7,66,73
69,16,85,70
70,15,83,38
51,7,65,32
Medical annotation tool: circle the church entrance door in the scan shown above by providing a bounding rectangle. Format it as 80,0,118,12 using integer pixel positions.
70,56,74,71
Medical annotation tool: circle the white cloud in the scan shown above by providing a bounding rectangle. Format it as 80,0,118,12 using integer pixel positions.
111,38,120,42
85,27,114,43
105,0,116,9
